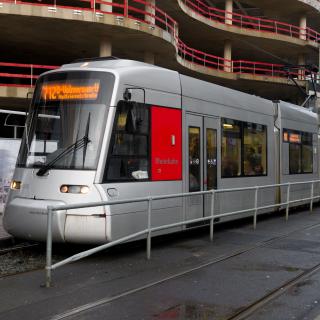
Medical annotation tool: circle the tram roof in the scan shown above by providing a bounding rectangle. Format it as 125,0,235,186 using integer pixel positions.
59,58,181,95
180,74,275,116
60,58,166,71
278,100,318,126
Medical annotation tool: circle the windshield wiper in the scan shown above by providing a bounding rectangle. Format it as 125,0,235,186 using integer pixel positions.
37,113,91,176
82,112,91,168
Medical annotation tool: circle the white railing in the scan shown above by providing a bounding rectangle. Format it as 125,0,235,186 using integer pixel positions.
45,179,320,287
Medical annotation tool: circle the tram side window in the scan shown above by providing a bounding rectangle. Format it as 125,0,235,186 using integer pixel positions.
243,123,267,176
284,129,313,174
105,101,150,182
302,132,313,173
222,118,267,177
222,119,241,177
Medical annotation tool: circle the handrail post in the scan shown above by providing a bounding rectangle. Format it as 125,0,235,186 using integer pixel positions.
146,197,152,260
124,0,128,17
45,206,53,288
253,186,259,230
286,183,291,221
210,190,215,242
310,181,314,213
30,64,33,88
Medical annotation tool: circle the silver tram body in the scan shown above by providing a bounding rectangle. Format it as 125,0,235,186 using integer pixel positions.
3,59,319,244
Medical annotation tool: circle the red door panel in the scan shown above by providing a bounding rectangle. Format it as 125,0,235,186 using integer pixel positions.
151,106,182,181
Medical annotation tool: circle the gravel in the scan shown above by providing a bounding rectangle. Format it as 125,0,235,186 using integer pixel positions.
0,244,81,277
0,246,48,277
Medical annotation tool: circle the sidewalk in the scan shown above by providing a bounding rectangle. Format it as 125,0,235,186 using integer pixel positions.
1,209,320,319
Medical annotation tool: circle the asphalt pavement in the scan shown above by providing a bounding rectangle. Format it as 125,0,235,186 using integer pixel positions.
2,208,320,319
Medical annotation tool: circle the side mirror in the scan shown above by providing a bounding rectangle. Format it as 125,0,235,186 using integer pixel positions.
4,114,27,128
123,88,132,101
123,87,146,104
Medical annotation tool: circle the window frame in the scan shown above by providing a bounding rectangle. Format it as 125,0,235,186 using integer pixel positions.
221,118,268,178
283,128,314,175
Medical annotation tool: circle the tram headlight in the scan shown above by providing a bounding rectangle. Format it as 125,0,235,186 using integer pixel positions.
60,185,90,194
60,185,69,193
10,180,21,190
80,186,90,194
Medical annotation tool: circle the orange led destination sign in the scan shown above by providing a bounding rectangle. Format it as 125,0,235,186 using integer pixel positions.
289,133,301,143
41,82,100,101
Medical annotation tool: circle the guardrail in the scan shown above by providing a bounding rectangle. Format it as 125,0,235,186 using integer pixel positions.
45,179,320,287
0,62,58,87
1,0,314,83
181,0,320,43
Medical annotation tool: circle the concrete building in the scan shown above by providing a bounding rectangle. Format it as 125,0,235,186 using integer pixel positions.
1,0,320,110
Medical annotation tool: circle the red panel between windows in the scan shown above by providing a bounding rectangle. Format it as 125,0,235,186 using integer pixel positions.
151,106,182,181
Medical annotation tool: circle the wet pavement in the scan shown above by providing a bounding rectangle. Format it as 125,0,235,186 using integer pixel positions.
1,208,320,319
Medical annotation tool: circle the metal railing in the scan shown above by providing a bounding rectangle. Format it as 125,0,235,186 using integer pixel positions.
45,179,320,287
0,62,58,87
2,0,315,82
181,0,320,43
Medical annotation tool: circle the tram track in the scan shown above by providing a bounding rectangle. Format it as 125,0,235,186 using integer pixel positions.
50,218,320,320
226,262,320,320
0,241,39,256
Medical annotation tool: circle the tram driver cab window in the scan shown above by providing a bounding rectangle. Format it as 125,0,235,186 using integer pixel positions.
104,101,150,182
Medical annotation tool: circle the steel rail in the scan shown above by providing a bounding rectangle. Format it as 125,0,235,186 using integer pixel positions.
226,263,320,320
0,242,39,255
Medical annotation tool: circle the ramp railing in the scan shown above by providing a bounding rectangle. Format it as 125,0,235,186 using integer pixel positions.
3,0,314,81
45,179,320,287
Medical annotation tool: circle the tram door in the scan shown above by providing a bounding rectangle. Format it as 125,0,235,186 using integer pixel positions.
186,114,218,221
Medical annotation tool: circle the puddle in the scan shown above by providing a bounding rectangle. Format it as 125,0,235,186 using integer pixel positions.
155,303,218,320
288,279,314,296
283,266,301,272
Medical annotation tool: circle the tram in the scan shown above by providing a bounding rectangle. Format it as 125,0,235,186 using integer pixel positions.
3,58,319,243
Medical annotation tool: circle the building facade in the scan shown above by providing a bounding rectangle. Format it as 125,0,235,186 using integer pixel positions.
1,0,320,110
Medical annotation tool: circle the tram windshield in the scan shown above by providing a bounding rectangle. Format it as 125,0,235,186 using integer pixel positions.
17,71,115,171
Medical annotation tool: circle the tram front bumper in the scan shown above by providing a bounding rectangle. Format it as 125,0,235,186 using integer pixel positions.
3,197,66,242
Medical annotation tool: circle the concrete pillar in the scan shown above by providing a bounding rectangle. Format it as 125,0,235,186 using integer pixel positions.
298,53,306,80
224,40,232,72
299,15,307,40
145,0,156,25
225,0,233,25
99,39,112,57
144,52,155,64
101,0,112,13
